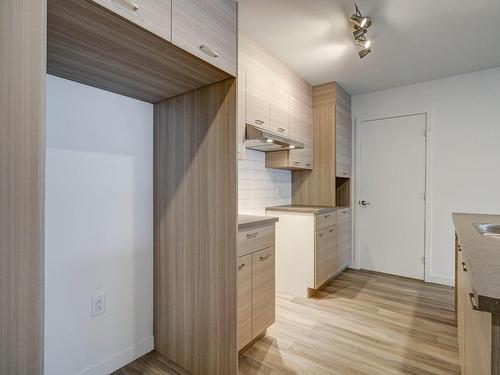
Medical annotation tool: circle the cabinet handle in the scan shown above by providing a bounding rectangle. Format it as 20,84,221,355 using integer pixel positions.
124,0,139,11
469,293,479,311
254,119,264,125
324,214,331,219
329,228,335,233
246,232,258,239
461,262,467,272
277,128,286,132
199,45,220,58
238,263,246,270
319,233,324,237
343,171,348,175
293,161,300,165
260,254,271,261
305,163,311,167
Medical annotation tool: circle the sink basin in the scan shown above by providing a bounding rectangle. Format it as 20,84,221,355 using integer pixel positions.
473,223,500,236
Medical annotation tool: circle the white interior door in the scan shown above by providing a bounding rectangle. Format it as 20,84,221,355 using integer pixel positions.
358,114,426,279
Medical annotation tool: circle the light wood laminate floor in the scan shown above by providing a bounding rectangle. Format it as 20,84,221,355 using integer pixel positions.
114,269,460,375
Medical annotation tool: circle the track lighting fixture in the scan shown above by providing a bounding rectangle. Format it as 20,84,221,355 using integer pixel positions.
351,4,373,58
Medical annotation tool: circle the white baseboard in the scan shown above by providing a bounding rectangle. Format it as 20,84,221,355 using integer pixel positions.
79,336,154,375
426,274,454,286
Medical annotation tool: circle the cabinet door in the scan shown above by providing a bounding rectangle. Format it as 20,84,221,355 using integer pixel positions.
335,86,352,177
315,228,331,288
91,0,171,42
246,69,271,129
237,255,252,351
457,250,465,370
251,247,275,338
336,208,352,270
290,97,313,169
462,264,491,375
270,83,290,136
172,0,236,76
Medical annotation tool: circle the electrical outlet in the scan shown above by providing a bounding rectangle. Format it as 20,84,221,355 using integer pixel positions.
92,294,106,317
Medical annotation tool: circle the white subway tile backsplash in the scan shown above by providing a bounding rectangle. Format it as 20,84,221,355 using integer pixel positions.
238,149,292,215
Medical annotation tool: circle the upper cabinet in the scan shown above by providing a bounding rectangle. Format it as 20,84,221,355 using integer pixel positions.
270,83,290,136
172,0,237,76
335,85,352,178
91,0,172,42
239,33,313,170
246,68,271,130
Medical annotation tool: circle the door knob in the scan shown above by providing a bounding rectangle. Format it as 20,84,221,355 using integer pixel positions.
359,200,371,206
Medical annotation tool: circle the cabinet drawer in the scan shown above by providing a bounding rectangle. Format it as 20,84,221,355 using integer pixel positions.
237,254,252,351
238,225,274,257
91,0,171,42
316,211,336,231
251,247,275,338
172,0,236,76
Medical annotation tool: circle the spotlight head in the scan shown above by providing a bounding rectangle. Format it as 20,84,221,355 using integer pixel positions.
359,47,372,59
351,14,371,29
356,39,371,49
353,28,367,40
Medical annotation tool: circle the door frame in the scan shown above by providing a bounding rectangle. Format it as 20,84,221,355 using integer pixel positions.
353,110,433,283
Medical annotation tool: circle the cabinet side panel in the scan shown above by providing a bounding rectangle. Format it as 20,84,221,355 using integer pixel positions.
0,1,46,374
154,79,237,374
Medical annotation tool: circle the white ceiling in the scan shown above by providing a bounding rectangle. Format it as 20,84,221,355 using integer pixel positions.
238,0,500,95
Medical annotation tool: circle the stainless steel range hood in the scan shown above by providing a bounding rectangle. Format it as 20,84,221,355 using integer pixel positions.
245,124,305,152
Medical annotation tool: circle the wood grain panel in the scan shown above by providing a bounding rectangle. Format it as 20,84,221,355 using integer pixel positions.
245,68,271,129
90,0,172,42
314,228,332,288
270,83,290,136
0,1,45,374
336,208,352,270
251,247,276,339
237,255,252,351
335,83,352,178
154,79,237,374
172,0,236,76
292,83,336,206
47,0,231,103
315,211,337,231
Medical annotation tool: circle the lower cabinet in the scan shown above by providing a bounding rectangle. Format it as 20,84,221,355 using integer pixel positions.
336,208,352,270
237,224,276,351
315,225,336,288
456,243,494,375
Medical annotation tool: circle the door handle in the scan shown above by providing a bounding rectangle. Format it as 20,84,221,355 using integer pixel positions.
359,200,371,206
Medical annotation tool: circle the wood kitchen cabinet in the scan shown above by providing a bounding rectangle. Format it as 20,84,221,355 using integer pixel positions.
457,246,493,375
239,33,313,169
237,220,277,351
172,0,237,76
245,68,271,130
336,208,352,271
90,0,172,42
335,84,352,178
292,82,351,206
267,207,346,298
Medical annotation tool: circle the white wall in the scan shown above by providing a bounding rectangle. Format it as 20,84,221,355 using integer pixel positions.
352,66,500,285
45,75,153,375
238,149,291,215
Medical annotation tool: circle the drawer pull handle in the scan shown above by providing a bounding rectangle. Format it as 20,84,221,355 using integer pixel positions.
246,232,258,239
199,45,220,58
125,0,139,11
254,119,264,125
343,171,348,175
238,263,246,270
330,228,335,233
461,262,467,272
293,161,300,165
260,254,271,261
324,214,331,218
277,128,286,132
305,163,311,167
469,293,479,311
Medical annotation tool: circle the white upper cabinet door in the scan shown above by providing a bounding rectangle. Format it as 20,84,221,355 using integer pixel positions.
270,83,290,136
246,69,271,130
172,0,237,76
91,0,172,42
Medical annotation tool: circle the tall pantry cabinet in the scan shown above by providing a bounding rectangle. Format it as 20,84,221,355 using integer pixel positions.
1,0,238,374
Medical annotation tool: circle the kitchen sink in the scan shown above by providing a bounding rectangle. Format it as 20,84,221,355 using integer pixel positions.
473,223,500,236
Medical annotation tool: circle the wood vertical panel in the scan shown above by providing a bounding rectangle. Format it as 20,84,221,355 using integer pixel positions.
292,83,336,206
154,79,237,374
0,0,46,374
